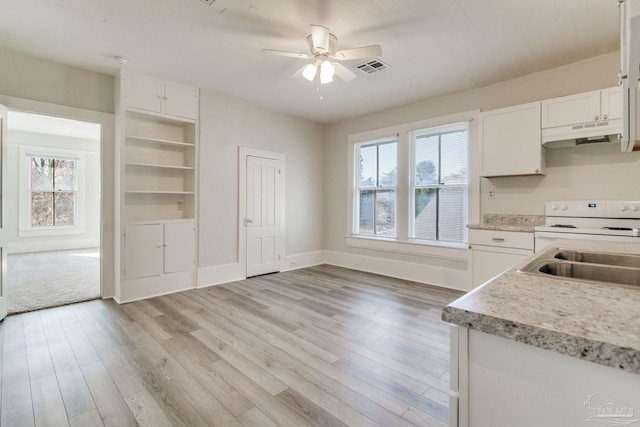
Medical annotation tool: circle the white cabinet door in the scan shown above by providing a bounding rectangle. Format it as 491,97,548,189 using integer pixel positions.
541,90,601,128
601,86,623,120
164,83,198,120
471,245,532,288
480,102,544,177
124,223,164,279
125,73,163,114
164,221,195,273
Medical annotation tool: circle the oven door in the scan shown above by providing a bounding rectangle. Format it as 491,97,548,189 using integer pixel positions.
535,231,640,253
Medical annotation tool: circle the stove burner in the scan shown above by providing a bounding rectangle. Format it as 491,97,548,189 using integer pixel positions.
601,227,633,231
549,224,577,228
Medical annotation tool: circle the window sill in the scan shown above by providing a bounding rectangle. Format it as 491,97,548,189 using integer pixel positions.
345,235,468,261
19,226,86,238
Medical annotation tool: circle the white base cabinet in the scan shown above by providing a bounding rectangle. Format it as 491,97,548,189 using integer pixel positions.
450,327,640,427
469,229,533,288
124,221,195,280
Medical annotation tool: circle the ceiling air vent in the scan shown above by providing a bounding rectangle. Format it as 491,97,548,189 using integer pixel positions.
355,59,389,74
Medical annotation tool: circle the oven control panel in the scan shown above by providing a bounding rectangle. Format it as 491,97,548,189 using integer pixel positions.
545,200,640,218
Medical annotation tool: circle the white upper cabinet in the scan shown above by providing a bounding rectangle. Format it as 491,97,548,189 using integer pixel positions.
480,102,545,177
541,86,622,128
601,86,623,120
124,72,198,121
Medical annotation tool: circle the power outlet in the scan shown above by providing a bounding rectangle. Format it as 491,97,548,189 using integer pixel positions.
290,261,297,267
177,201,184,211
488,189,495,199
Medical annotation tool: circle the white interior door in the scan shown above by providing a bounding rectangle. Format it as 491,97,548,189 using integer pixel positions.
0,105,7,320
246,155,280,277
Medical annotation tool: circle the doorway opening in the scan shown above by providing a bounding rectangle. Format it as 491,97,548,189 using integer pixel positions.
6,111,101,314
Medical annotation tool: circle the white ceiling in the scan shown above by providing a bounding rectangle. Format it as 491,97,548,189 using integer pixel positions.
0,0,620,123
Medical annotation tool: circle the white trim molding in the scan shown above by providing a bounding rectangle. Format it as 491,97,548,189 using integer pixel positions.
324,250,470,292
281,251,324,272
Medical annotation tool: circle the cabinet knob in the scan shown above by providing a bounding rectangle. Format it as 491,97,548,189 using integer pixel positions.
155,244,163,248
594,115,600,121
602,114,608,120
534,169,539,173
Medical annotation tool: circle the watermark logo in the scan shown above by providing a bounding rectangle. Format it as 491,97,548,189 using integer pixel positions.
584,393,639,426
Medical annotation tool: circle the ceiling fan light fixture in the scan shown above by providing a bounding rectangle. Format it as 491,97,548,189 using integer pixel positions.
302,63,317,81
320,60,335,84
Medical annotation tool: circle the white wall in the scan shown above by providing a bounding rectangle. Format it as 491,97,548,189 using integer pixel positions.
0,49,116,297
7,130,101,254
324,51,640,290
197,90,325,286
0,47,114,114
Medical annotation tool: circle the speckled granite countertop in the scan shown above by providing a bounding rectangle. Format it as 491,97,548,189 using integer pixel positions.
467,214,545,233
442,240,640,374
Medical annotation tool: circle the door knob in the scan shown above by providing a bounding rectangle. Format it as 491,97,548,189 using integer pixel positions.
244,218,253,227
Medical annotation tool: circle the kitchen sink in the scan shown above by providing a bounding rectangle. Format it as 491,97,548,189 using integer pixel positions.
519,248,640,288
553,250,640,268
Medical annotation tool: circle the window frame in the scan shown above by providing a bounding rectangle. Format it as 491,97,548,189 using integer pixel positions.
347,110,479,255
409,123,469,243
29,155,79,228
354,138,398,238
19,146,86,237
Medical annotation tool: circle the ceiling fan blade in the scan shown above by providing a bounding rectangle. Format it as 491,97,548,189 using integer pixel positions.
333,63,357,82
310,25,330,52
289,65,307,80
262,49,310,59
334,45,382,61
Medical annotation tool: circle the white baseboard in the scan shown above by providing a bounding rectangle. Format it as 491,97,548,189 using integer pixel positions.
119,270,196,303
281,251,324,272
324,250,470,292
197,262,245,289
8,239,100,254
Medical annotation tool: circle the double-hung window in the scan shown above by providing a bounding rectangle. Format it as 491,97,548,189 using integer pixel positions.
411,122,468,243
355,138,397,237
29,156,78,227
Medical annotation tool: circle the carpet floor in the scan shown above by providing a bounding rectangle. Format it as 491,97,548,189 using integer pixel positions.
7,248,100,314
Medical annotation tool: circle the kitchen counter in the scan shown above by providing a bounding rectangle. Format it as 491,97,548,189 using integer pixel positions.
467,213,544,233
442,239,640,374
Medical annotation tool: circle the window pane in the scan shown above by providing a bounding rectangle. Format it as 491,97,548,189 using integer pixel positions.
54,192,75,226
359,145,377,187
378,142,397,187
438,186,466,242
441,131,467,185
31,192,53,226
359,190,374,234
54,159,76,190
414,188,437,240
415,135,439,186
31,157,53,191
376,190,396,236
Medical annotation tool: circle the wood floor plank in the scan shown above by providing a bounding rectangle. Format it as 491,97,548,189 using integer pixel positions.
211,359,315,427
79,360,138,427
237,407,280,427
68,409,105,427
159,336,253,417
1,348,34,427
170,372,244,427
0,265,462,427
31,374,70,427
56,368,98,419
124,389,174,427
191,328,288,395
62,321,101,366
3,314,26,353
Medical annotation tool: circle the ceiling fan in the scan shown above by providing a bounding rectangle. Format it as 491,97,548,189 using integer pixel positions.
262,25,382,85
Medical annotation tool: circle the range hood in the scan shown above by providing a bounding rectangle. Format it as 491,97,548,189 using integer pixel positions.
541,118,622,148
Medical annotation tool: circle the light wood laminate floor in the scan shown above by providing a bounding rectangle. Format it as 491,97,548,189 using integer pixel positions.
0,264,463,427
